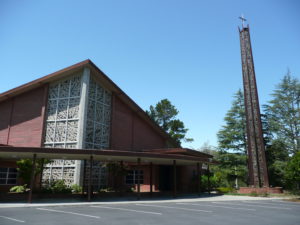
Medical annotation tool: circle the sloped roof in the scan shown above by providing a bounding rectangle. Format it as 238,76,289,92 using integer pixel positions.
0,59,178,147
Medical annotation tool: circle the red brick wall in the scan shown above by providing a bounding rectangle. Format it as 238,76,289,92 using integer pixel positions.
0,86,47,147
0,100,12,144
132,116,166,150
110,95,166,151
238,187,283,194
124,165,159,192
177,166,198,192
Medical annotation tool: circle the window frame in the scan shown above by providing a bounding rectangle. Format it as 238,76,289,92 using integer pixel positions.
0,167,18,185
125,170,144,185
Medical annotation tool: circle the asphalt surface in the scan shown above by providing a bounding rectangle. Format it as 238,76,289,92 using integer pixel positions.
0,199,299,225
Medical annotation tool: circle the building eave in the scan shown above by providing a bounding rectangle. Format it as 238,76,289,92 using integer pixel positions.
0,146,215,165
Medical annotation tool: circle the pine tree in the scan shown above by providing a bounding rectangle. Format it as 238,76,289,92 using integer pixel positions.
146,99,193,146
264,71,300,155
217,89,247,153
216,90,249,186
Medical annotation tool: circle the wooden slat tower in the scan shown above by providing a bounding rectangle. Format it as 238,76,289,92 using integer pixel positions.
238,18,269,188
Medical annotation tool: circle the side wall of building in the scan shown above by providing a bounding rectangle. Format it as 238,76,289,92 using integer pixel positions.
110,95,166,151
0,86,47,147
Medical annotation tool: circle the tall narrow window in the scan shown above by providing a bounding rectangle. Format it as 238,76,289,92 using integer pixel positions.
85,77,111,149
43,74,82,186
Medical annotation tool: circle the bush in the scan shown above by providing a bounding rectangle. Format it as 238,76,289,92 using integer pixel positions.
216,187,234,194
9,184,29,193
285,152,300,191
201,174,218,191
250,191,258,197
71,184,82,193
42,180,72,194
51,180,72,193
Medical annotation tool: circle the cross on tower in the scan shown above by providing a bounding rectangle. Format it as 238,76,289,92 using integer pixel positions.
239,14,247,28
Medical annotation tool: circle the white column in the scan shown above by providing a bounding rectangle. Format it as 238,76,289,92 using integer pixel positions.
74,67,90,185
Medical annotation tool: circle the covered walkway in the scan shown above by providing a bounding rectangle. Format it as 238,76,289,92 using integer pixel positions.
0,146,216,203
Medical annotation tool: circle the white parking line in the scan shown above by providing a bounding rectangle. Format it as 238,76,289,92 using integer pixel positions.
91,205,162,215
242,201,300,207
136,204,213,213
176,203,256,211
0,215,25,223
212,202,292,210
36,208,100,219
271,200,300,205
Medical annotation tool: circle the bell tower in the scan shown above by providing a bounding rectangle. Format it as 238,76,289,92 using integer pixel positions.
239,16,269,187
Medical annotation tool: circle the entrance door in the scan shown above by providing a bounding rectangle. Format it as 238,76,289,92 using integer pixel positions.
158,165,172,191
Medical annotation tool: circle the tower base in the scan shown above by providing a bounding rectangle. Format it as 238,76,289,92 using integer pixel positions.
238,187,283,194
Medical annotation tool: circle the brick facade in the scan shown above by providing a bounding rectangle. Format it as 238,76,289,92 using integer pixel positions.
110,95,166,151
0,86,47,147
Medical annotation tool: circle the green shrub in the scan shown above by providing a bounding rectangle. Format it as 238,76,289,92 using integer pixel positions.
71,184,82,193
261,192,269,197
216,187,234,194
9,184,29,193
42,180,72,194
201,174,218,191
51,180,72,194
284,152,300,191
250,191,258,197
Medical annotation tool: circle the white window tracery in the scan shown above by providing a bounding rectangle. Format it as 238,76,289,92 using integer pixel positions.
43,74,81,186
42,73,111,188
85,77,111,149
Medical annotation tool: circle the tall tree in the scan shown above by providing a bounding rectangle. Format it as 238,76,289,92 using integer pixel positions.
146,99,193,146
216,90,249,187
264,71,300,155
217,89,247,153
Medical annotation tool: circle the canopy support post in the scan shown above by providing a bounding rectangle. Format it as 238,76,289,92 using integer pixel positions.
28,154,37,203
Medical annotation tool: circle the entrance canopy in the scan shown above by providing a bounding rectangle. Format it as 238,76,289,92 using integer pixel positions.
0,146,216,165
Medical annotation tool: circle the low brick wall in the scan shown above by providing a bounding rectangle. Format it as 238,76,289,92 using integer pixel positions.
238,187,283,194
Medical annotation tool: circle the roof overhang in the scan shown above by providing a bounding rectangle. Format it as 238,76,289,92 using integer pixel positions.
0,146,216,166
142,148,213,158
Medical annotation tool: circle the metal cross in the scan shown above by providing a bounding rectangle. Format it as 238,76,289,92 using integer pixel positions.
239,14,247,28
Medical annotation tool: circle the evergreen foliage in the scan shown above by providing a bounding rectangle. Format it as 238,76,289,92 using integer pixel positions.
264,71,300,155
285,151,300,191
216,70,300,190
217,89,246,153
146,98,193,145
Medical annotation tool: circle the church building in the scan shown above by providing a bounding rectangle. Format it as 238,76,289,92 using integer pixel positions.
0,60,214,197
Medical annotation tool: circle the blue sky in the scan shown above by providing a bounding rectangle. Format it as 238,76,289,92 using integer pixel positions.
0,0,299,149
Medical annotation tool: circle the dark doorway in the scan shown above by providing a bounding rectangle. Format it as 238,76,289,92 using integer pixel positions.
158,165,173,191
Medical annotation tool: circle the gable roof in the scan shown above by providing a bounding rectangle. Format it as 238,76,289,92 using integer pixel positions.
0,59,179,147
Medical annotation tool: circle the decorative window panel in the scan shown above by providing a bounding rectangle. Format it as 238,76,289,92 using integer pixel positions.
84,161,108,190
43,74,82,186
44,74,81,147
84,77,111,149
83,77,111,189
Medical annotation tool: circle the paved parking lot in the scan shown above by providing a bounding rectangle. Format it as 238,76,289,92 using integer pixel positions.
0,199,300,225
